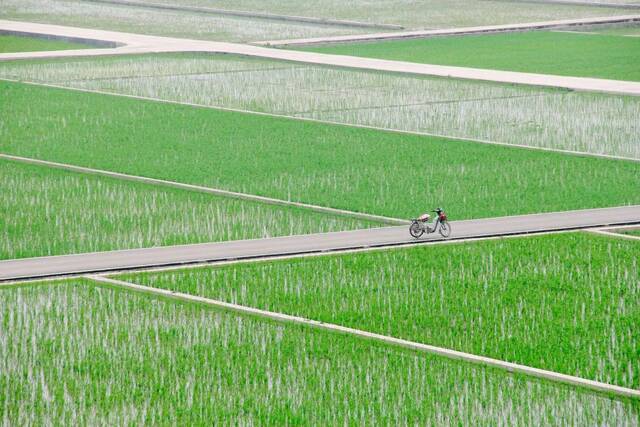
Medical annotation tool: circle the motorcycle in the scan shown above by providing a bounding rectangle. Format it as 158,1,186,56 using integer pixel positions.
409,208,451,239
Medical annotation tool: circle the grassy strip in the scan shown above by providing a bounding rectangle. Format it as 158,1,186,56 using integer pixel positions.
1,281,637,424
120,232,640,389
1,80,639,220
0,35,91,53
300,31,640,81
622,229,640,237
0,159,375,260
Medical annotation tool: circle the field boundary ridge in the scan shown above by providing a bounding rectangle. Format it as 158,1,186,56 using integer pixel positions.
3,78,639,163
83,0,404,30
0,153,407,225
586,228,640,240
255,14,640,46
1,228,616,283
87,274,640,400
3,205,639,282
494,0,640,10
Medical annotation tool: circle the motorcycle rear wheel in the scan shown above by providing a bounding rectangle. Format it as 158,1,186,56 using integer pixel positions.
409,221,424,238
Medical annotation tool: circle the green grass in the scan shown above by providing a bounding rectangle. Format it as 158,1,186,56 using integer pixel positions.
1,80,639,220
621,229,640,237
1,281,637,424
120,232,640,389
0,35,91,53
4,54,639,159
300,31,640,81
0,159,375,260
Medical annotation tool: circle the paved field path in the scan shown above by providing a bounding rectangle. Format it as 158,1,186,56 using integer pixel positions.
2,19,640,95
1,205,638,281
256,14,640,45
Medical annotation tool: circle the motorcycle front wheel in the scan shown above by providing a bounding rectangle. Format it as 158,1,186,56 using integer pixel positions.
439,221,451,238
409,221,424,238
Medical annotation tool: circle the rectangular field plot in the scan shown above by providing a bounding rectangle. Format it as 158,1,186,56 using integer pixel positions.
0,281,637,425
0,159,376,260
116,0,638,30
0,0,366,43
300,31,640,82
0,35,92,53
120,232,640,389
3,54,638,159
1,81,639,220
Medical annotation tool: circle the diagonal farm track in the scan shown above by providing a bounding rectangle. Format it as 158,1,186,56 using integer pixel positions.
2,19,640,95
2,205,639,282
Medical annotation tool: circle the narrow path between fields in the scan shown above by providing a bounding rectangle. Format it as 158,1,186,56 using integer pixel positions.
2,205,639,281
285,91,566,115
0,229,589,285
497,0,640,10
0,153,405,225
255,14,640,45
82,0,404,30
86,274,640,400
586,226,640,240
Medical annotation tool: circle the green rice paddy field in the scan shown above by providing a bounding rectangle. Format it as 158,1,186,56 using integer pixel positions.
2,3,639,422
1,0,631,44
576,22,640,37
2,81,639,220
301,31,640,81
0,35,90,53
0,159,376,260
2,54,638,158
0,281,637,425
0,0,366,43
107,0,639,30
120,232,640,389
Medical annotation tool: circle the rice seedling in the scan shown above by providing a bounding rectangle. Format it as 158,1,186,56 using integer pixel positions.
0,0,365,43
0,281,637,424
0,35,91,53
120,0,636,29
1,80,639,220
2,53,638,159
300,31,640,81
0,159,376,260
120,232,640,389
